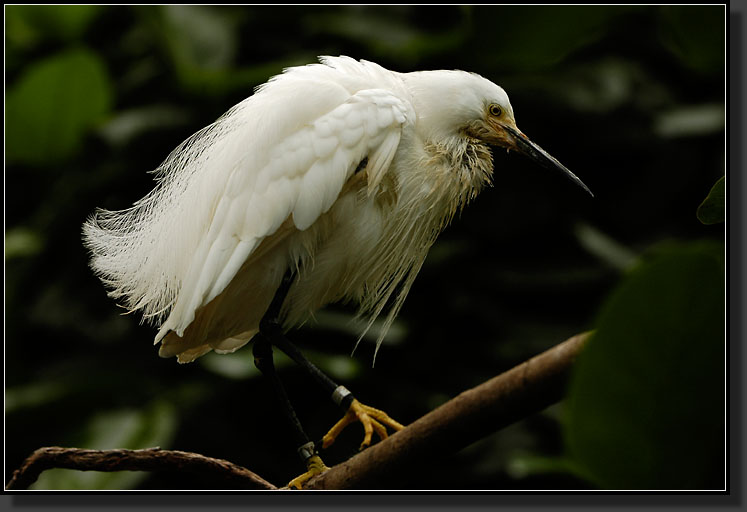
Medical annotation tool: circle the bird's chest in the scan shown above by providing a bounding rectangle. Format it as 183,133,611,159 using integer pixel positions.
286,140,493,321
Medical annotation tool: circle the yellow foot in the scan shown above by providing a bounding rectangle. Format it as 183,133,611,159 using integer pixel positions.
322,399,405,451
287,454,329,490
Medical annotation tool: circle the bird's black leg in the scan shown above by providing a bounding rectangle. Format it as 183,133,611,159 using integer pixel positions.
252,334,311,451
251,271,321,476
257,270,354,418
261,322,355,411
252,333,328,489
253,269,350,488
256,268,404,484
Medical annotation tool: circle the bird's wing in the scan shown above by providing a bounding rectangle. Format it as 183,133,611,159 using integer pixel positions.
156,87,412,343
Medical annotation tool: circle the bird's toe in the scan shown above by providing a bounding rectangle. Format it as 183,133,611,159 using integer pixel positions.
322,399,404,451
287,455,329,490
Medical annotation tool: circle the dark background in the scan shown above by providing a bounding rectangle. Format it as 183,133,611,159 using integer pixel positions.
5,5,725,490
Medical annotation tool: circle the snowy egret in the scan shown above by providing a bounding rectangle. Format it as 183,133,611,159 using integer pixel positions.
83,56,591,488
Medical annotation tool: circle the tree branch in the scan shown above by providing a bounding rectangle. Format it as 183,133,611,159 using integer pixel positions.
5,447,276,490
6,332,589,490
304,331,591,489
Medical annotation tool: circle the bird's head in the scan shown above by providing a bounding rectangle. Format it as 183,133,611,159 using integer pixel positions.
405,70,592,196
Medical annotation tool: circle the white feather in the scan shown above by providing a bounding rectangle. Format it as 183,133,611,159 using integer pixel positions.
84,56,415,353
83,55,513,363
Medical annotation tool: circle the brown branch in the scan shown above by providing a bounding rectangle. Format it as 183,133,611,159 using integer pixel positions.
6,332,590,491
5,447,276,490
305,331,591,489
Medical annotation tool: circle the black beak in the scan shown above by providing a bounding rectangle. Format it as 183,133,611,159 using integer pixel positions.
504,125,593,197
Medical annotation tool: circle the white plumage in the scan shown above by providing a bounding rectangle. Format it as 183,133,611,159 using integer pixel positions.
83,56,582,364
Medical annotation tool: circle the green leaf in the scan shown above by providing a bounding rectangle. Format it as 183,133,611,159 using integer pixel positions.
305,8,469,65
697,176,725,225
162,5,237,71
506,453,588,481
97,105,192,148
574,222,638,271
473,6,640,71
565,241,724,489
5,227,44,260
654,104,725,139
201,349,264,380
659,6,725,76
5,381,68,413
200,342,362,381
305,351,363,381
6,48,113,165
5,5,103,49
30,401,178,490
150,5,243,95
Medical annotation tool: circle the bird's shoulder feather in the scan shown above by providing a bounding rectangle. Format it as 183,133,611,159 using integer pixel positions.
154,75,414,342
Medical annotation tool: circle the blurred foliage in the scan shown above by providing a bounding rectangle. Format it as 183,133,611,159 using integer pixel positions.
659,5,725,76
697,176,726,225
565,241,724,489
6,48,113,164
31,401,177,490
4,5,725,490
471,6,641,72
5,5,103,47
4,227,44,261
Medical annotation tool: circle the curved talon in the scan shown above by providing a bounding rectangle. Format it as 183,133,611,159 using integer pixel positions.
364,417,389,448
322,399,405,450
287,455,329,490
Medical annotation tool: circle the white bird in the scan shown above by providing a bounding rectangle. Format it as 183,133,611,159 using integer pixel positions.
83,56,590,487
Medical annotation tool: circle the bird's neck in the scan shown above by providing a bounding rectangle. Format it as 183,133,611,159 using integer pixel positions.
385,134,493,239
422,135,494,196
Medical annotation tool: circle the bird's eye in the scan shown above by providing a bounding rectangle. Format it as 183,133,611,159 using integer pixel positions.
489,104,503,117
